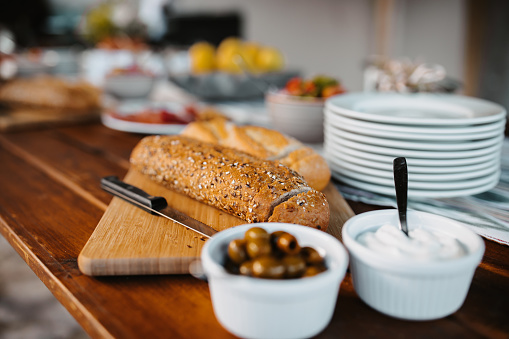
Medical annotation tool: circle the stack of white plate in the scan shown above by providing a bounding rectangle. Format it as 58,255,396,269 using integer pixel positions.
324,92,507,199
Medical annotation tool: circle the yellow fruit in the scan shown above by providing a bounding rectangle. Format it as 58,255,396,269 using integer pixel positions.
255,46,284,72
218,37,242,51
239,42,260,73
214,37,283,74
216,37,243,74
189,41,216,74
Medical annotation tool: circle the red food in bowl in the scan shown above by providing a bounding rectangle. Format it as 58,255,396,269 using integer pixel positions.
110,106,198,125
283,75,346,99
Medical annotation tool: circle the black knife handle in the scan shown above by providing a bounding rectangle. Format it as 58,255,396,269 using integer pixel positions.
101,176,168,213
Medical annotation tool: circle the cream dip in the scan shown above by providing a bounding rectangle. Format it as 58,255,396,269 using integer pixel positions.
357,223,466,260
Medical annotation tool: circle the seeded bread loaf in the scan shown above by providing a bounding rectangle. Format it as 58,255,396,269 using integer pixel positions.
180,119,331,191
130,135,329,230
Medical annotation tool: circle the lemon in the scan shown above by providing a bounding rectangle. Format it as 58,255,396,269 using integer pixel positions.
255,46,284,72
239,42,260,73
216,37,243,74
215,37,284,74
189,41,216,74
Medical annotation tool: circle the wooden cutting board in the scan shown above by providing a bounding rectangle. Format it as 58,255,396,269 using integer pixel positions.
78,168,355,276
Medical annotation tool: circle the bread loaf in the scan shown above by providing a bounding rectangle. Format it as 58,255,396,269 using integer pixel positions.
0,75,101,112
130,135,329,230
180,119,331,191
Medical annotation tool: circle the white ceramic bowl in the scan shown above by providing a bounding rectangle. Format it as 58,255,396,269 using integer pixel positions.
201,223,349,339
342,210,484,321
104,73,155,98
266,91,325,143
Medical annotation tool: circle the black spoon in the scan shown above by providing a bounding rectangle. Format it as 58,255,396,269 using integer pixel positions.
393,157,409,236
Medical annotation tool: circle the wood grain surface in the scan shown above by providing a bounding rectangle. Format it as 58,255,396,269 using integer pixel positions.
0,124,508,339
78,168,354,276
0,106,100,132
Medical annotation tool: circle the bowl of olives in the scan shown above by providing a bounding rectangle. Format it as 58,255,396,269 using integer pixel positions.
200,223,349,339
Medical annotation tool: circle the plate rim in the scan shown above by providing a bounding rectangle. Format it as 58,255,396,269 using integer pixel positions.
327,156,499,181
326,92,506,126
324,109,506,139
324,139,500,166
101,100,190,134
101,113,187,134
324,124,503,151
332,172,500,199
325,133,504,159
331,164,499,189
325,147,500,174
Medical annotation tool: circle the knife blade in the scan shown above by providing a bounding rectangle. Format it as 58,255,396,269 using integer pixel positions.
101,176,217,238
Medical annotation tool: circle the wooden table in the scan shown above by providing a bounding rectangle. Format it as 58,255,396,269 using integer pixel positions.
0,122,508,339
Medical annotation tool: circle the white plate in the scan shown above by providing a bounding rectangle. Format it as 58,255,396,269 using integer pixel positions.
324,140,500,167
325,149,500,174
324,108,506,135
326,92,506,126
324,133,503,159
325,125,502,151
324,110,506,140
332,172,500,199
331,163,499,189
101,100,189,135
327,156,499,181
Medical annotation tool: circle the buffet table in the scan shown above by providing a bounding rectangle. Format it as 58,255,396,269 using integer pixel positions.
0,122,508,338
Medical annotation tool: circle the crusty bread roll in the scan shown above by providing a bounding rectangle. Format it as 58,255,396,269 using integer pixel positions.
180,119,331,191
130,135,329,230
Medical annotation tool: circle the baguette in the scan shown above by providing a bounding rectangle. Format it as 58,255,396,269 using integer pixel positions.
130,135,329,230
180,119,331,191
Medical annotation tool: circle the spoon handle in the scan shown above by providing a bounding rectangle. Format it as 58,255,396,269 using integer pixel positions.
394,157,409,236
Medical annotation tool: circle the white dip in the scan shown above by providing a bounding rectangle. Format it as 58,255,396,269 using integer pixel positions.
357,224,466,260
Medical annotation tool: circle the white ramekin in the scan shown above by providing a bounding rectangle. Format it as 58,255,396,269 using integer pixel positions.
201,223,349,339
342,209,485,321
265,90,325,143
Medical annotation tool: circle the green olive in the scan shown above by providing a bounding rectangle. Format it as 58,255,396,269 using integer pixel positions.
269,230,285,251
246,238,272,259
225,229,326,279
239,260,254,276
228,238,248,265
302,264,326,277
282,255,306,278
301,246,324,266
276,232,300,255
270,230,285,242
245,227,269,242
252,256,285,279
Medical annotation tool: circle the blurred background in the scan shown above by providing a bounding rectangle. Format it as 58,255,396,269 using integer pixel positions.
0,0,507,99
0,0,508,337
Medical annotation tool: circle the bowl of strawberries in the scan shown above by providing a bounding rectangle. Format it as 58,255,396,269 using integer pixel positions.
266,75,346,143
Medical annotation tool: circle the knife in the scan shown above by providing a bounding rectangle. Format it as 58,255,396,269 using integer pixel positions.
101,176,217,238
